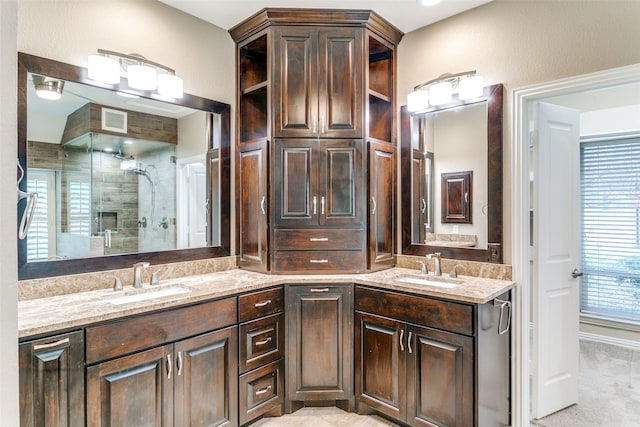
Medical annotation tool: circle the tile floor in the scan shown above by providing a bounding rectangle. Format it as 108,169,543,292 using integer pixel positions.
251,407,399,427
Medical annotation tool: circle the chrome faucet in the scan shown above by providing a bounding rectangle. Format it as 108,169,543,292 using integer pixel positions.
415,260,428,275
426,252,442,276
132,262,150,288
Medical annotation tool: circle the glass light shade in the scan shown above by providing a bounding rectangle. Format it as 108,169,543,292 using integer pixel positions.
127,64,157,90
157,73,184,98
119,159,137,170
429,81,452,106
458,75,484,100
33,77,64,101
88,55,120,84
407,90,429,112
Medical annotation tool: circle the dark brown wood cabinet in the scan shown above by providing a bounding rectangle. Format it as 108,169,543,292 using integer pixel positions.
231,9,402,273
19,331,84,427
368,141,396,270
285,284,354,411
238,287,285,425
355,286,510,427
85,297,239,427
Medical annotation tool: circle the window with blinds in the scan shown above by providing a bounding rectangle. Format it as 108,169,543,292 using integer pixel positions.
68,179,91,235
580,136,640,323
26,170,55,261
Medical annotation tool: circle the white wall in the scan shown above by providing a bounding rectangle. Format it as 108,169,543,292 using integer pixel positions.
398,0,640,263
0,0,19,424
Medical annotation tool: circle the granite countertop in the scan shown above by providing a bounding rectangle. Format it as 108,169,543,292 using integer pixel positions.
18,267,515,339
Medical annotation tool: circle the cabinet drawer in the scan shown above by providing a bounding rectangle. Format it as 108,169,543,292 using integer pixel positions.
274,229,364,250
238,286,284,323
239,314,284,374
273,250,364,272
239,359,284,425
86,297,237,364
355,286,474,336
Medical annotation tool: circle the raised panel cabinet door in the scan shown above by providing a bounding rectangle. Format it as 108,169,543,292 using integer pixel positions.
86,344,173,427
368,141,396,268
174,327,239,427
273,139,317,228
273,27,319,138
318,28,363,138
238,140,268,271
355,312,406,422
286,284,354,403
319,139,365,227
19,331,84,427
406,325,474,427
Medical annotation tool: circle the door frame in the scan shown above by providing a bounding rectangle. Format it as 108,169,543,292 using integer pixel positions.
511,63,640,427
176,154,207,249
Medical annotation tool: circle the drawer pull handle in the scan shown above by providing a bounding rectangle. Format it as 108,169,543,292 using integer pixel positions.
309,259,328,263
177,351,183,376
309,237,329,242
399,329,404,352
408,331,413,354
310,288,329,293
255,385,272,396
255,337,272,346
254,299,272,307
33,337,69,351
166,353,172,380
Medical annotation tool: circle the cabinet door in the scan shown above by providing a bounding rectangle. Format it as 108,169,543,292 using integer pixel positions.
318,28,363,138
174,327,238,427
319,139,364,227
273,139,317,228
286,284,354,403
355,312,406,421
273,27,318,138
238,140,269,271
406,325,474,427
19,331,84,427
368,141,396,269
86,344,173,427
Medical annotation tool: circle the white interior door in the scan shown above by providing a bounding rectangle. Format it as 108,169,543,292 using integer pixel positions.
532,101,581,419
187,163,206,248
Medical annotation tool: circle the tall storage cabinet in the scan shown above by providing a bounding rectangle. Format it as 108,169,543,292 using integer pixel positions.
231,9,402,274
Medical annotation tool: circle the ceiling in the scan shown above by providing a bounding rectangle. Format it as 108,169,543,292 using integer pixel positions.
158,0,493,34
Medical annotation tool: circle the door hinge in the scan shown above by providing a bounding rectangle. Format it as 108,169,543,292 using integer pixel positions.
529,130,538,149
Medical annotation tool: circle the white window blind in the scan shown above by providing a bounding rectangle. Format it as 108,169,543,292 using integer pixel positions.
26,171,54,261
580,137,640,323
68,179,91,235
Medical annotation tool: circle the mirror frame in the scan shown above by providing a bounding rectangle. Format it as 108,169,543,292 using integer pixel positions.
17,53,232,280
400,83,503,263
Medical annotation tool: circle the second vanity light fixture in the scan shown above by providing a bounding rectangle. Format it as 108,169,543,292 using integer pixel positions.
87,49,184,98
406,70,484,112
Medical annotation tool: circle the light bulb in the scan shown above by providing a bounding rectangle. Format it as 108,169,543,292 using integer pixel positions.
407,90,429,112
429,81,452,106
157,73,184,98
127,64,157,90
458,75,484,100
88,55,120,84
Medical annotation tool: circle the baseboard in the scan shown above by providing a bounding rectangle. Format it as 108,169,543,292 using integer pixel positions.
580,331,640,351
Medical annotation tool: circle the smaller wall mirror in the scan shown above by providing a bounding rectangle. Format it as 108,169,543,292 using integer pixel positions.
401,84,503,263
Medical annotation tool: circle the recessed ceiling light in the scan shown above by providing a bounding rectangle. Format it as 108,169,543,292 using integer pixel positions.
420,0,441,6
103,147,114,153
124,140,133,145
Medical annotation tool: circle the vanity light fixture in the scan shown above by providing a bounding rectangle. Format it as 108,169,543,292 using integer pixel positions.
33,75,65,100
87,49,184,98
406,70,484,112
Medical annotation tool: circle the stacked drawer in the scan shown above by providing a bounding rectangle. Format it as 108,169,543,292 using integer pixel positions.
238,286,285,425
273,229,365,272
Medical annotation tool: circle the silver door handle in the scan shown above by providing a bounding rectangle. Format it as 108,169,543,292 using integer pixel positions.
309,259,328,264
313,196,317,215
254,299,272,307
176,351,183,376
321,196,325,215
255,337,272,346
309,237,329,242
493,298,512,335
571,268,583,278
371,197,377,215
421,198,426,214
166,353,172,380
255,385,272,396
33,337,69,351
408,331,413,354
310,288,329,292
399,329,404,352
260,196,266,215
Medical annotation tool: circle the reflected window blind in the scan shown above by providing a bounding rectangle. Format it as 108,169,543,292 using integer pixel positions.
26,174,51,261
68,180,91,235
580,137,640,323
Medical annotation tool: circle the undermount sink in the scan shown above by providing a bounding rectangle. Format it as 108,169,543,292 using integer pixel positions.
109,285,192,305
395,275,463,289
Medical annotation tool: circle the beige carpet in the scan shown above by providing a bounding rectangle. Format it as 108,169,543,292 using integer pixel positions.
532,340,640,427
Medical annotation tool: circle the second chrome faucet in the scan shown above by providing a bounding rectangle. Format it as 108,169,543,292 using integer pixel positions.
132,262,150,288
426,252,442,276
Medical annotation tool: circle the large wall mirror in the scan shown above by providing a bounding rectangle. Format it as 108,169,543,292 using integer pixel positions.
18,53,231,279
401,84,503,263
